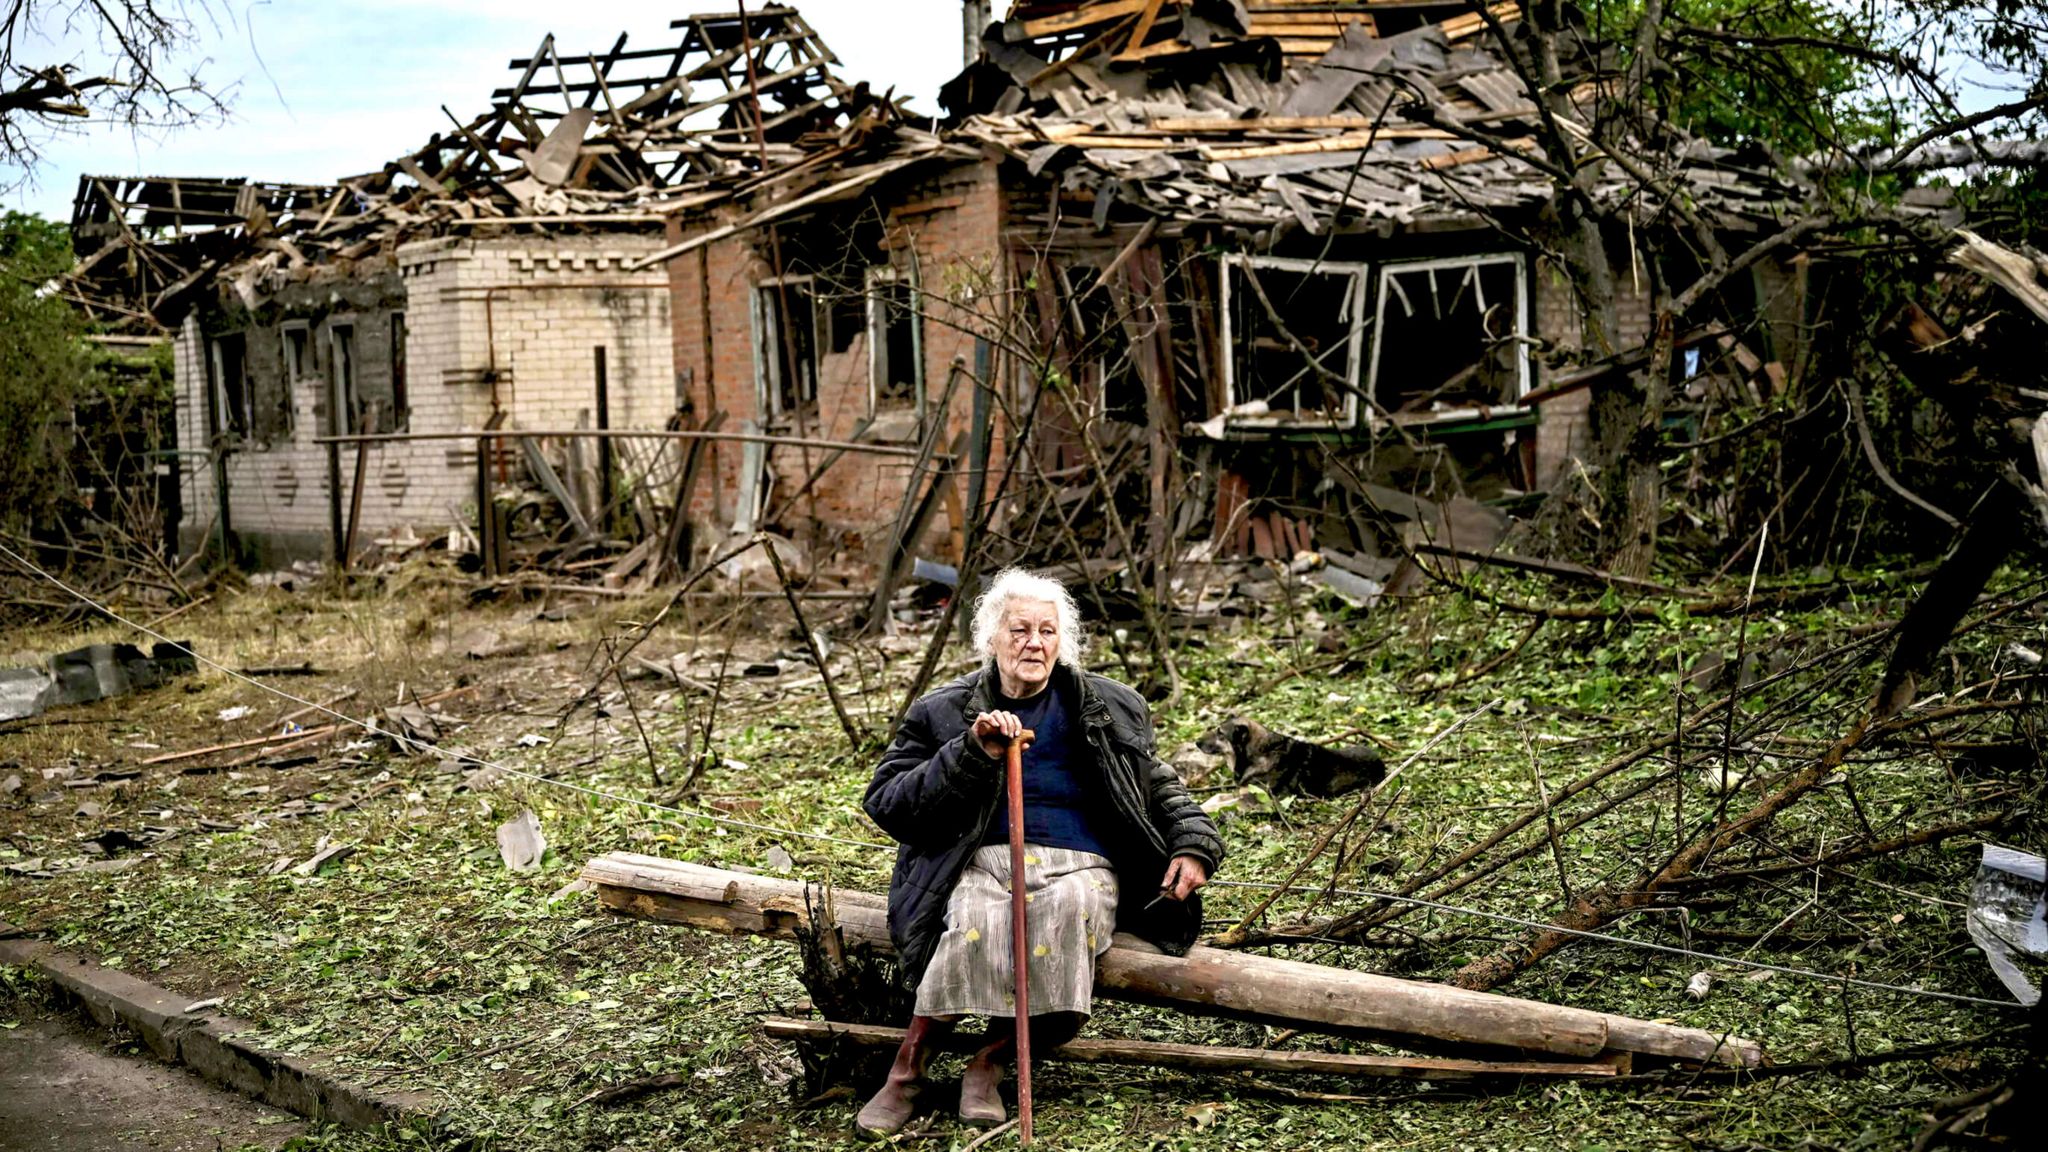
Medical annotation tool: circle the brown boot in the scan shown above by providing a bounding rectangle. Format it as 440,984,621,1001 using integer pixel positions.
957,1023,1014,1128
855,1016,946,1140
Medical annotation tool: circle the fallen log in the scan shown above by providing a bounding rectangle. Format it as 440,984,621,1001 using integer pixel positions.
580,853,1762,1068
758,1017,1631,1081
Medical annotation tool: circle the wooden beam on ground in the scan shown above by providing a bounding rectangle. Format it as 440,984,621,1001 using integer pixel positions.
759,1018,1630,1081
140,725,343,765
579,853,1763,1068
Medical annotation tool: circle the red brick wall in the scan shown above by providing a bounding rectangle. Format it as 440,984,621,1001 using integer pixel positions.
1529,254,1654,489
665,156,1008,565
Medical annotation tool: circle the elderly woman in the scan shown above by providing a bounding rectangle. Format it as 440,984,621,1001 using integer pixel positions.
857,569,1225,1137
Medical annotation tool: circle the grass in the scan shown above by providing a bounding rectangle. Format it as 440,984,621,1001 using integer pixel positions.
0,558,2039,1151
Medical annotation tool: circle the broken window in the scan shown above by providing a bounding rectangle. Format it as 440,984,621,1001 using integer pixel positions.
389,312,409,429
207,334,250,439
329,323,359,435
866,267,923,413
1367,255,1528,415
752,277,817,421
1220,255,1365,427
281,323,311,384
822,288,865,356
1059,263,1145,425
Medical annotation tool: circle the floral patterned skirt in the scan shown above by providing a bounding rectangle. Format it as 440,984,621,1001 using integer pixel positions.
912,844,1120,1018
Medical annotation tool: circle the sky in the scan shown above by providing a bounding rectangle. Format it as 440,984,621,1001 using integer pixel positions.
2,1,969,221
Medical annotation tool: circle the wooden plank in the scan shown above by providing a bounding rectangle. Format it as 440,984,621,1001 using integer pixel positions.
140,725,343,765
1150,115,1403,132
578,853,1764,1068
1420,145,1503,170
1205,128,1454,160
760,1018,1630,1081
1119,0,1170,58
520,437,595,540
1439,1,1521,41
1011,0,1150,39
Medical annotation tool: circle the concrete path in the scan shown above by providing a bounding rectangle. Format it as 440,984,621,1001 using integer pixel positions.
0,1006,304,1152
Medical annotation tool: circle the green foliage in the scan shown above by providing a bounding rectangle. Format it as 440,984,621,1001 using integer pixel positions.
0,211,92,532
1,565,2030,1152
1583,0,1883,154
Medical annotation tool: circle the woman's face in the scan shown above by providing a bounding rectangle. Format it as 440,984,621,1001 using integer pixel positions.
996,597,1061,696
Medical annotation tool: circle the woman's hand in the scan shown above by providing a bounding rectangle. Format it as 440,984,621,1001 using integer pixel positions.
970,710,1023,760
1161,854,1210,901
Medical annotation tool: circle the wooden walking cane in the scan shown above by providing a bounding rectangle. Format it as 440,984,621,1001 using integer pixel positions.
1004,727,1037,1145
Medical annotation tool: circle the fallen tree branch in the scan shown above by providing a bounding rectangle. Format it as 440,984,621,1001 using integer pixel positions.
760,1016,1629,1081
1667,811,2012,888
1442,689,2023,991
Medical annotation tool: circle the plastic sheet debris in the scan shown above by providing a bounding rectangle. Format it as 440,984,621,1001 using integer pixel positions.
1315,565,1384,609
0,642,196,721
498,809,547,872
0,669,58,722
1967,843,2046,1006
911,558,959,587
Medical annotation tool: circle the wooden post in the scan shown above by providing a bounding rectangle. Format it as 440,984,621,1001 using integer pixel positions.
595,346,613,533
1006,728,1037,1145
341,438,369,571
213,443,234,567
476,433,501,578
326,439,345,565
959,337,993,644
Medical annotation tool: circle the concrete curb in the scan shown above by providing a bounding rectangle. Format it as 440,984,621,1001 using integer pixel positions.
0,931,442,1134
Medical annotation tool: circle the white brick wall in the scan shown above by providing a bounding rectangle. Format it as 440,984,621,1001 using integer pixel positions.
175,233,675,560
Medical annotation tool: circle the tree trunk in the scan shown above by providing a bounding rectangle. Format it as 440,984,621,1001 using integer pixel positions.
581,852,1763,1067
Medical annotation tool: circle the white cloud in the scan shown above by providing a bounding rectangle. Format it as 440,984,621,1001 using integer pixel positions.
3,1,969,219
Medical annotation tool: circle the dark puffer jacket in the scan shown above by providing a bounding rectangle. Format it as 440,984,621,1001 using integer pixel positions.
864,662,1226,985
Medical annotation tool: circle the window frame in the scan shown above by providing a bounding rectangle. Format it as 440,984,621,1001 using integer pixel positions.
864,265,924,419
280,322,312,385
1217,253,1368,429
1364,252,1531,411
388,311,409,430
207,333,252,439
750,274,819,422
328,321,359,436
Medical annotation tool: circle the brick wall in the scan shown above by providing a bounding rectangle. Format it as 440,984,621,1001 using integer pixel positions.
667,156,1007,565
1528,254,1654,490
175,233,674,563
171,268,409,562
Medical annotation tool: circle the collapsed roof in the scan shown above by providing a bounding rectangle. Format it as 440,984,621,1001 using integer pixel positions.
63,2,1809,333
62,6,914,331
949,0,1804,233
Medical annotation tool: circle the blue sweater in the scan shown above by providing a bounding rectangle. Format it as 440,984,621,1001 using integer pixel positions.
982,679,1107,857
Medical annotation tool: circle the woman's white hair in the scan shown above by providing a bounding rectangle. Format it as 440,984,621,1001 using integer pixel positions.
971,567,1086,671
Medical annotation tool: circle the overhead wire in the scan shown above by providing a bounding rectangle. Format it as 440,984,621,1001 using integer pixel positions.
2,540,2024,1011
0,541,890,851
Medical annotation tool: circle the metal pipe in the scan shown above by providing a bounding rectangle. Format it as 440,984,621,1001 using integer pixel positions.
312,427,934,459
594,346,613,528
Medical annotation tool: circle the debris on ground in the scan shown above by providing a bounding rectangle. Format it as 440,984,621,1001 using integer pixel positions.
497,809,547,872
1968,844,2047,1006
0,642,196,722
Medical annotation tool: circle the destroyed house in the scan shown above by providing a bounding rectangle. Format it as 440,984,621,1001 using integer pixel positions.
652,0,1812,569
65,8,887,568
67,2,1810,576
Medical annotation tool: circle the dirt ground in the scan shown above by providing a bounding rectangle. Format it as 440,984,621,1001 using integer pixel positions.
0,1004,303,1152
0,561,2035,1151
